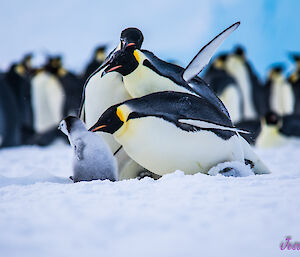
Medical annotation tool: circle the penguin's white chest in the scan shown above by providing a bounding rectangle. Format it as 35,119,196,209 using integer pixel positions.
123,65,191,97
114,117,244,175
270,79,294,115
85,70,131,153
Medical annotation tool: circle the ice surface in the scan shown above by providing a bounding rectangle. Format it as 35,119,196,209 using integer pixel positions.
1,141,300,257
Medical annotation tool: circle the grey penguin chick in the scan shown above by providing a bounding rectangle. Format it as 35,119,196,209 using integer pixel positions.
59,116,118,182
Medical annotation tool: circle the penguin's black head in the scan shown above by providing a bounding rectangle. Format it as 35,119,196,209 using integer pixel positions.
89,104,124,134
45,56,62,75
234,45,246,58
102,48,139,77
59,116,78,134
120,27,144,49
265,111,280,125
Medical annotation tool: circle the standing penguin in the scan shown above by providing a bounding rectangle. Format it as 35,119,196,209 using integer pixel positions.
0,74,21,147
204,54,243,122
79,28,153,180
225,46,264,119
31,56,65,145
288,54,300,114
90,91,270,175
265,65,294,116
59,116,118,182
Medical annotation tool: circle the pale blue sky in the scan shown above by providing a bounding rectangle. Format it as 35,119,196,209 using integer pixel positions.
0,0,299,78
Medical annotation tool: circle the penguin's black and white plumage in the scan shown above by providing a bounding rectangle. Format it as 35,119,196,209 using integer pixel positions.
90,91,270,175
31,56,65,145
255,111,300,148
204,54,243,122
0,74,21,147
79,28,152,180
288,54,300,114
101,22,241,120
59,116,118,182
225,46,265,119
265,65,294,116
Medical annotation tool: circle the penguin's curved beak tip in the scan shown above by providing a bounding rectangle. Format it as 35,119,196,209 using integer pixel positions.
125,42,136,48
101,65,122,77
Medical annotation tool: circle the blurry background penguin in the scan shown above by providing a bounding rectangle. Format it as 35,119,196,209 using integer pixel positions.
226,45,266,120
204,53,243,123
0,73,21,148
3,55,34,144
265,65,294,116
256,111,300,148
288,53,300,115
31,56,83,146
83,45,107,82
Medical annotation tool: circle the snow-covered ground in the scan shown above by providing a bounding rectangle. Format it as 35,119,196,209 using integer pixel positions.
1,140,300,257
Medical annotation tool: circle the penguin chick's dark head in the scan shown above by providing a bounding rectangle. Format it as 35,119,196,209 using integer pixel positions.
120,27,144,49
59,116,83,135
89,105,125,134
265,111,280,126
102,48,139,77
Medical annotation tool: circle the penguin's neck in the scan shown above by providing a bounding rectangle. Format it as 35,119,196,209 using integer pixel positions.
123,51,188,98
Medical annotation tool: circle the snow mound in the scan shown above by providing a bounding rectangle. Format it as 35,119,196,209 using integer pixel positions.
208,161,254,177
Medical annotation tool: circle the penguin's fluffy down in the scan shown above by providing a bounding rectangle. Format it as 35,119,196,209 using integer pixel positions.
59,118,118,182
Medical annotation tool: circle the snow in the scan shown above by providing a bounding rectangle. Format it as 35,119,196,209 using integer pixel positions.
1,141,300,257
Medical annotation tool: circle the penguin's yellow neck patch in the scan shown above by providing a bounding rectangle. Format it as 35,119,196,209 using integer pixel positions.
116,105,132,123
133,50,140,63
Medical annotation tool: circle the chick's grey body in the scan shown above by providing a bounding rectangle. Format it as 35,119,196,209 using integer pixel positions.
59,117,118,182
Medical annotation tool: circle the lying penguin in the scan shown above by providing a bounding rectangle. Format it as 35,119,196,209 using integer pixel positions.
256,111,300,148
59,116,118,182
89,91,270,176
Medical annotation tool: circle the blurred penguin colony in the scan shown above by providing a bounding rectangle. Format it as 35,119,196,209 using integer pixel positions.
1,40,300,149
0,46,107,147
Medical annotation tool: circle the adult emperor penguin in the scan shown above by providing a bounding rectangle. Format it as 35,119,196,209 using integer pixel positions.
204,54,243,123
225,46,264,119
79,27,155,180
59,116,118,182
265,65,294,116
90,91,270,175
31,56,65,145
288,53,300,114
101,22,241,120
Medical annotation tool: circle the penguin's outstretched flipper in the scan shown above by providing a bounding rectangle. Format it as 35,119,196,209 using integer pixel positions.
183,22,240,82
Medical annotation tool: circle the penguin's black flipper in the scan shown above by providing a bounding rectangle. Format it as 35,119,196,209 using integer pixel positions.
183,22,240,82
280,115,300,137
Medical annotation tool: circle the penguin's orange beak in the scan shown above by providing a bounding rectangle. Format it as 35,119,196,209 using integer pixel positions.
90,124,107,132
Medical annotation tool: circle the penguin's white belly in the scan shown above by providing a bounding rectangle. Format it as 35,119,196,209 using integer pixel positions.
85,70,131,153
227,58,256,119
220,85,241,123
115,117,244,175
32,72,64,133
124,65,191,98
270,81,294,115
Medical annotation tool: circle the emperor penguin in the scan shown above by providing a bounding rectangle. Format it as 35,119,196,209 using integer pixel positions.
31,56,65,144
79,28,154,180
89,91,270,175
59,116,118,182
101,22,241,120
288,53,300,114
225,46,262,119
204,54,243,123
265,65,294,116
